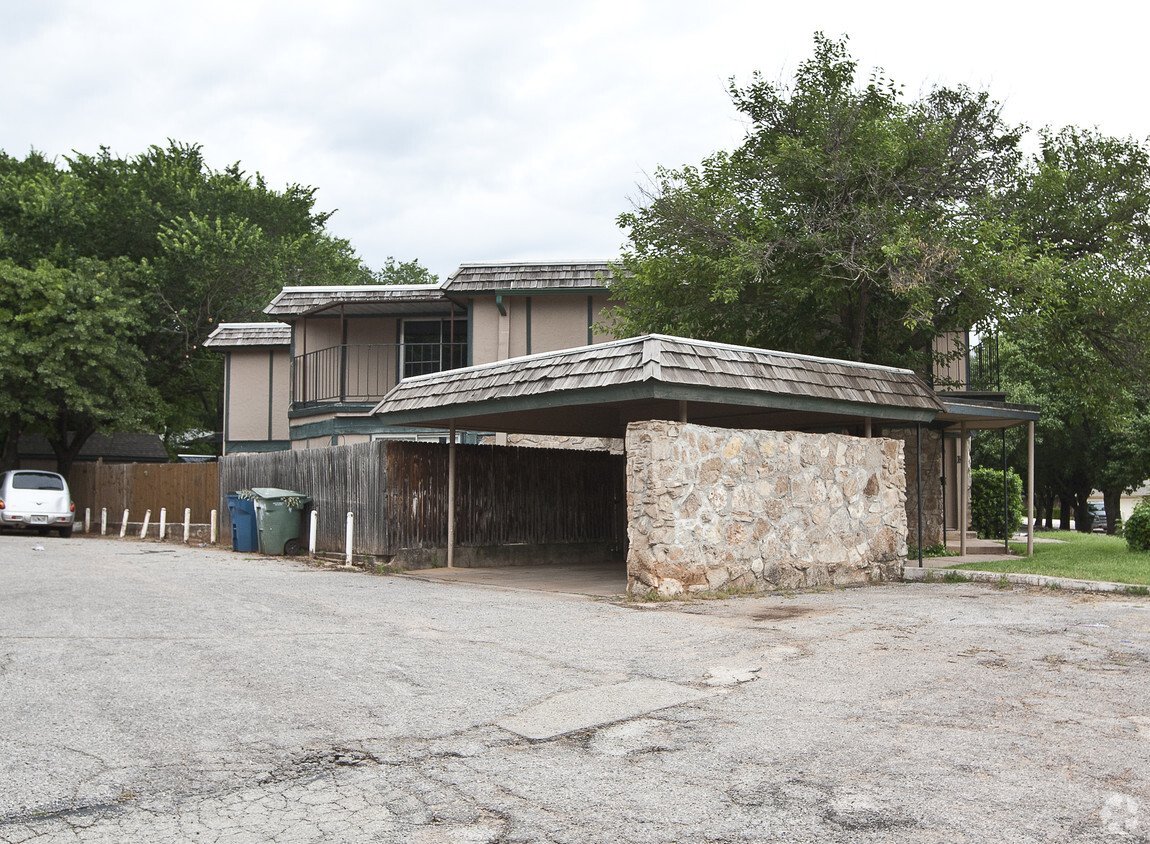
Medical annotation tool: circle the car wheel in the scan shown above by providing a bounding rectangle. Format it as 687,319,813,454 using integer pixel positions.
58,527,73,538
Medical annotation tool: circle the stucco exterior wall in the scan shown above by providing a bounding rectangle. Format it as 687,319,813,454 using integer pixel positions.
346,316,398,345
531,296,593,352
225,348,290,446
625,421,907,597
297,317,342,353
470,299,502,364
467,293,616,365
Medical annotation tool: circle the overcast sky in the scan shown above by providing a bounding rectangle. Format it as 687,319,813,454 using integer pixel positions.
3,1,1148,281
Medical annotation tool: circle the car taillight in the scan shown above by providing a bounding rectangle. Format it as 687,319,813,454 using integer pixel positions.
70,502,76,512
0,498,5,510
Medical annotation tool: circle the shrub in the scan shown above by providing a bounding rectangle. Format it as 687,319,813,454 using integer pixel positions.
1126,500,1150,553
970,467,1024,540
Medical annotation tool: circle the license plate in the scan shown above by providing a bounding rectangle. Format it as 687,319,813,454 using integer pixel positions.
30,515,48,524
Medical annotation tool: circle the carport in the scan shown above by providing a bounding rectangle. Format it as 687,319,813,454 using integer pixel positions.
371,335,1037,589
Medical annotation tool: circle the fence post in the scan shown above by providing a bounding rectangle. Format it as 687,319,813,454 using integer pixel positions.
183,508,191,543
101,508,108,536
120,509,129,538
210,509,218,545
140,509,151,540
158,508,167,540
309,509,318,559
345,511,354,567
83,508,91,534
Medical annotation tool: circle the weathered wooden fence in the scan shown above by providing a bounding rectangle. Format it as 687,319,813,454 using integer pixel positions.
219,441,626,557
69,462,220,525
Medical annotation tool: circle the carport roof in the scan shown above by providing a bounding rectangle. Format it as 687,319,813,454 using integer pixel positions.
371,334,948,437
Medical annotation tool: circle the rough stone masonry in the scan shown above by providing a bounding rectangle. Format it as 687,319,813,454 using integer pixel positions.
625,420,907,596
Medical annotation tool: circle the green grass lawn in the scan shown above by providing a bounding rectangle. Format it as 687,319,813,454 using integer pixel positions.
949,530,1150,586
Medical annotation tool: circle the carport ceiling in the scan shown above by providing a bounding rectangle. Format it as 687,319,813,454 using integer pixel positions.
371,334,947,438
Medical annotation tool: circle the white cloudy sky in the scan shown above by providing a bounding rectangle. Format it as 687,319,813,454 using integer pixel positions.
2,0,1147,281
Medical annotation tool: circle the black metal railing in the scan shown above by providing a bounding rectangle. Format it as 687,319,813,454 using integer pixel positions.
292,343,467,406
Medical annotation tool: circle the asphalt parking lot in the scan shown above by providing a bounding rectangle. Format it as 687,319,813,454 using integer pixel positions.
1,535,1149,842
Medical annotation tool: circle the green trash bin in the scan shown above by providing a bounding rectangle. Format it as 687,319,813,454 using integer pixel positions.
251,488,311,555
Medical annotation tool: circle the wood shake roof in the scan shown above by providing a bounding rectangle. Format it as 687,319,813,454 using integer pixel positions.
204,322,291,348
442,261,615,293
371,335,945,437
263,285,448,317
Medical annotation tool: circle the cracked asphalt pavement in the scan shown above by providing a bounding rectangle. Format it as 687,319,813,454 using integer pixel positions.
2,535,1149,842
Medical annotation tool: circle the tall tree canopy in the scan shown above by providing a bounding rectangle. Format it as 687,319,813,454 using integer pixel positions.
973,127,1150,530
606,34,1045,375
610,33,1150,515
0,141,389,471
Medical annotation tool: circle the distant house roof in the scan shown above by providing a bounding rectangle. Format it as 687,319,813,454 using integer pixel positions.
18,433,169,464
258,262,618,318
204,322,291,348
442,261,615,294
263,285,450,318
371,334,946,438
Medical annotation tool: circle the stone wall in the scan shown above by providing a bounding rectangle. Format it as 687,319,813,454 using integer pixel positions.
625,421,907,597
885,426,944,548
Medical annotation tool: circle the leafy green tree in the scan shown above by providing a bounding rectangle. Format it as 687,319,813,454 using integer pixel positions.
0,141,391,469
374,256,438,285
606,34,1044,376
0,259,154,475
1005,127,1150,414
975,129,1150,532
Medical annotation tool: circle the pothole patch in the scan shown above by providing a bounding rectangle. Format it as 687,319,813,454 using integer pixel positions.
497,678,711,741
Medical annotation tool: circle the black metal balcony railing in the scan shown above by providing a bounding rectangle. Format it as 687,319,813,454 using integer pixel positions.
292,343,467,406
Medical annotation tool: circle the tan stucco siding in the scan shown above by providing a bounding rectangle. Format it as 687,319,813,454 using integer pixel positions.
270,349,291,440
227,350,283,441
509,298,529,358
531,296,594,353
590,294,617,344
346,317,397,345
932,331,968,388
470,299,502,365
298,318,343,353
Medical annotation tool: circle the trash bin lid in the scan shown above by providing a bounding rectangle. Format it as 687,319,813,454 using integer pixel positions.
249,487,310,501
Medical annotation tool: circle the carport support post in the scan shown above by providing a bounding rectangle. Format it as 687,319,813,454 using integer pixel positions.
447,420,456,568
959,423,968,557
1027,420,1035,557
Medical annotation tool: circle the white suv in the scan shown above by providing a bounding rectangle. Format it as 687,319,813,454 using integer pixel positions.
0,470,75,538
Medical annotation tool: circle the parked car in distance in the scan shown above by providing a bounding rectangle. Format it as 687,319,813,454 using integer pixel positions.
1087,501,1107,533
0,470,75,537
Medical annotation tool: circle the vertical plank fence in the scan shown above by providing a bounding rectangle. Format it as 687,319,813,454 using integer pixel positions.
219,441,625,557
69,462,219,526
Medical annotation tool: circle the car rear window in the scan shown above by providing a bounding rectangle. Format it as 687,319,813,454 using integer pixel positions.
12,472,65,491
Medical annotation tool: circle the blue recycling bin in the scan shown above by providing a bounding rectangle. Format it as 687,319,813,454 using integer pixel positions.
227,493,259,552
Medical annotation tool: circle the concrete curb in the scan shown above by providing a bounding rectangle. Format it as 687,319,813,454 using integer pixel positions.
901,566,1149,595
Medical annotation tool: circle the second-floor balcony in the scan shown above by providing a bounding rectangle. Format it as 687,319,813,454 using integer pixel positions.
292,342,468,408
